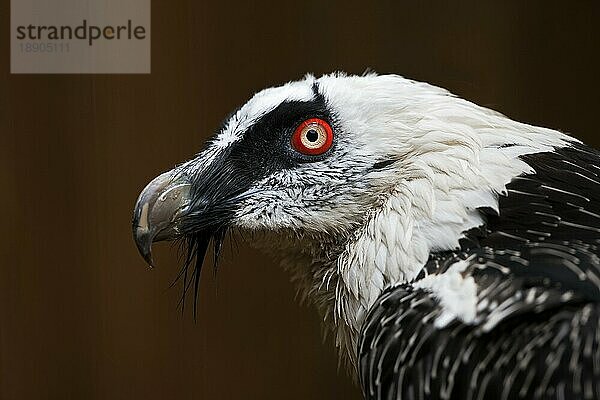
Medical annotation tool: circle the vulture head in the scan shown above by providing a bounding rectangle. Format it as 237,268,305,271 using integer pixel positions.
132,73,566,364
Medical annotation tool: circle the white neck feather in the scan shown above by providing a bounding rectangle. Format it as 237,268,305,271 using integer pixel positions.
252,81,571,368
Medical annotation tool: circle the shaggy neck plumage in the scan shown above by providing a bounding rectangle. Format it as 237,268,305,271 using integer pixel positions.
250,84,571,369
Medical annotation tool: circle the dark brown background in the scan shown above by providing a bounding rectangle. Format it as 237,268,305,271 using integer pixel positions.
1,1,599,399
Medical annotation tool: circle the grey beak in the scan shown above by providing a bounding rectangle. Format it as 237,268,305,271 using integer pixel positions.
132,170,191,267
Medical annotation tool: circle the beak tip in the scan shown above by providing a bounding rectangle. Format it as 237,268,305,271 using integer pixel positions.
142,250,155,269
132,170,191,268
133,226,157,268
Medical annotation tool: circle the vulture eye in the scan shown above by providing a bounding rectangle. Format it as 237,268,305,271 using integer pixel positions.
291,118,333,156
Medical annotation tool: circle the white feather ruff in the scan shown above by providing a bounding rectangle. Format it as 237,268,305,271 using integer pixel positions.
200,73,572,367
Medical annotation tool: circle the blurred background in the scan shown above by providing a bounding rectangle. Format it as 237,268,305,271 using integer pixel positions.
1,1,599,399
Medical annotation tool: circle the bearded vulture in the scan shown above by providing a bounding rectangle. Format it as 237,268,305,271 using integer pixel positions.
132,73,600,400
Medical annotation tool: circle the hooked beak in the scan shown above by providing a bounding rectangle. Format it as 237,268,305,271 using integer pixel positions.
132,170,191,267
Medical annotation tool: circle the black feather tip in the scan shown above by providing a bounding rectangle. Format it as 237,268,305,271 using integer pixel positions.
173,229,226,320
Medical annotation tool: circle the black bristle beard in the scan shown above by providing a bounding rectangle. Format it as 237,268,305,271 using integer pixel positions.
174,228,226,319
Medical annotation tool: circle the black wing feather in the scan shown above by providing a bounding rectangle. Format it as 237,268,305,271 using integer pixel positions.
359,143,600,400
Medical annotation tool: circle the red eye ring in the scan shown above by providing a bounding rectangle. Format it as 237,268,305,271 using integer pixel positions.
291,118,334,156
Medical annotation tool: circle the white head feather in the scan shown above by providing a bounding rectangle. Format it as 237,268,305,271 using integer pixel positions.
185,73,571,366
